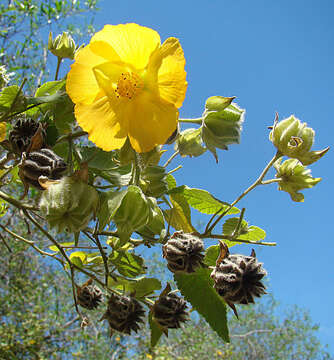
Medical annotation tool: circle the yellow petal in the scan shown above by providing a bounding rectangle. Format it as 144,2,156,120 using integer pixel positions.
147,37,187,108
91,24,161,69
0,122,6,142
75,96,128,151
66,45,105,105
127,94,178,152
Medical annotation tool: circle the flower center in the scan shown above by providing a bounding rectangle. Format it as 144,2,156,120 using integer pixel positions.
115,72,143,99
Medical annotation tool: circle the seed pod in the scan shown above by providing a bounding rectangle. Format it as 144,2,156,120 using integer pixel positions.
163,231,204,273
269,115,329,165
19,149,67,190
39,176,99,233
9,117,45,154
210,242,267,317
152,288,189,329
139,165,168,198
100,293,145,335
77,279,103,310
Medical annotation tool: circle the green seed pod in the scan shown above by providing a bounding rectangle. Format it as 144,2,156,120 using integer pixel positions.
201,97,244,162
269,115,329,165
274,158,321,202
112,185,151,242
139,165,168,198
39,176,99,233
175,128,206,157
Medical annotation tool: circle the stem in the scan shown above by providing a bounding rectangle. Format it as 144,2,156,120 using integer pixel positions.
204,152,281,235
168,165,182,175
261,178,282,185
55,57,62,81
56,130,87,144
0,189,39,210
178,117,203,125
0,224,65,262
163,151,179,168
202,233,276,246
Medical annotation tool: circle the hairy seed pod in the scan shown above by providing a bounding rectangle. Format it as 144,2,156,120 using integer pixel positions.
163,231,204,273
101,293,145,335
39,176,99,233
211,244,267,314
152,291,189,329
9,117,45,153
77,279,103,310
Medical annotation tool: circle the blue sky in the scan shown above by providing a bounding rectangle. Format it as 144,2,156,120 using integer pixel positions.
92,0,334,351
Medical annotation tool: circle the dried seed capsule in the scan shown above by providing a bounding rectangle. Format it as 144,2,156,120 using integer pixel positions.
101,293,145,335
152,291,189,329
77,279,103,310
9,117,42,153
163,231,204,273
19,149,67,190
210,243,267,317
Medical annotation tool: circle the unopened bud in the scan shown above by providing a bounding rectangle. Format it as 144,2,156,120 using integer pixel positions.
48,32,76,60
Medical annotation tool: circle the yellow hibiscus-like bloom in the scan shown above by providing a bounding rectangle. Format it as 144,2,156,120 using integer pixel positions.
66,23,187,153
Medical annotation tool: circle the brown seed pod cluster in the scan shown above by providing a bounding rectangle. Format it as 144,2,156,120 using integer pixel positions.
152,287,189,329
163,231,204,273
76,279,103,310
100,293,145,335
210,242,267,317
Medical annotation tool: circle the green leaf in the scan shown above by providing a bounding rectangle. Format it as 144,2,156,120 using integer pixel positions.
0,85,26,111
69,251,87,267
203,245,220,267
35,80,65,98
165,175,194,232
98,189,127,231
182,187,239,215
94,165,132,187
149,311,163,348
49,242,75,252
109,276,161,298
109,250,145,278
76,146,116,170
174,267,229,342
223,218,266,246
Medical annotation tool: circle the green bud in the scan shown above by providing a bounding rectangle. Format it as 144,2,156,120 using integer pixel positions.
48,31,76,60
274,158,321,202
139,165,168,198
175,128,206,157
112,185,151,243
39,176,99,232
138,197,165,238
269,115,329,165
202,97,244,162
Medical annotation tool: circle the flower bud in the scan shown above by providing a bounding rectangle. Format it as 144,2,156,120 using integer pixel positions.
175,128,206,157
274,158,321,202
138,197,165,238
39,176,99,233
48,31,76,60
269,115,329,165
202,97,244,162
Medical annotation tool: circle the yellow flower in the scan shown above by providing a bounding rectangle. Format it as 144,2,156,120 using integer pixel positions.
66,23,187,153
